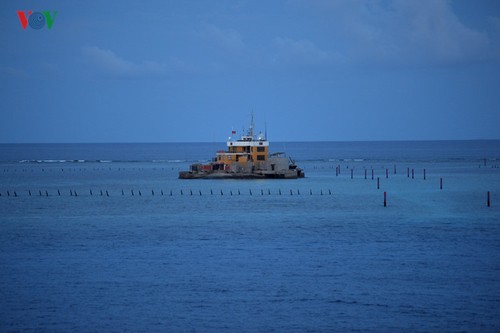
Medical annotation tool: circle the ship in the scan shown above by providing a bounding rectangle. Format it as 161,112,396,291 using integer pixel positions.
179,115,305,179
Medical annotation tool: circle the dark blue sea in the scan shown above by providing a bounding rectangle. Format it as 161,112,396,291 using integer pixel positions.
1,141,499,332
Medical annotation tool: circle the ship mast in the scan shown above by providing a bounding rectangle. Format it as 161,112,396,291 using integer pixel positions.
248,112,254,139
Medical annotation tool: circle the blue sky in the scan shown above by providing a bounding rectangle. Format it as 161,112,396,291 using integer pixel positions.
1,0,499,143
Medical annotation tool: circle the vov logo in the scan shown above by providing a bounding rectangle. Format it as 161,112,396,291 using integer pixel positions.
17,11,57,30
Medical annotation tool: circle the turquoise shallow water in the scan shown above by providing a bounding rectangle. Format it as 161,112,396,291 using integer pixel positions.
1,141,500,332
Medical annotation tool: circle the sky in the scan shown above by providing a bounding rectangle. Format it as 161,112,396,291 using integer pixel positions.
1,0,500,143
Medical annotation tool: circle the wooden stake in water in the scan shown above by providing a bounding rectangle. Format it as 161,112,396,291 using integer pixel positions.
424,169,426,180
487,191,490,207
440,178,443,190
377,177,380,190
384,191,387,207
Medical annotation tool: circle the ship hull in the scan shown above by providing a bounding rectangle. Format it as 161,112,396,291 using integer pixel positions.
179,169,304,179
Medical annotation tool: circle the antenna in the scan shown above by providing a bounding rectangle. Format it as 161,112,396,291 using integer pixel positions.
265,121,268,141
249,111,254,138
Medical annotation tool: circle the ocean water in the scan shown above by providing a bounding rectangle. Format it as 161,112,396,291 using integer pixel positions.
1,141,499,332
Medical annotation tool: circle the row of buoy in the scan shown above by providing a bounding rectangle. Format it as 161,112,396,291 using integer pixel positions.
313,163,500,170
0,189,492,207
333,165,435,180
2,167,179,172
0,188,337,197
0,177,460,198
3,164,499,175
3,167,429,179
4,162,499,172
342,167,431,180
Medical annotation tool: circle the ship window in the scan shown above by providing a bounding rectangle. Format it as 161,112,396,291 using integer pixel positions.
257,147,265,152
257,155,265,161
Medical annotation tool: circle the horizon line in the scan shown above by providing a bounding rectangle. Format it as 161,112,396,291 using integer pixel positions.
1,138,499,145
